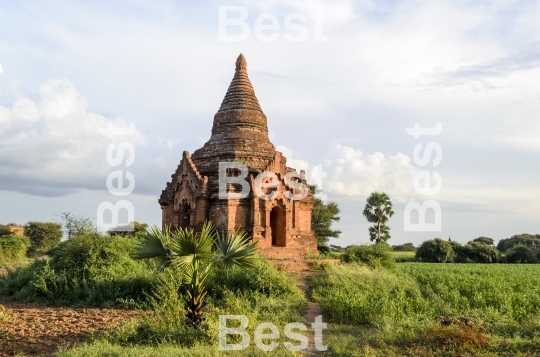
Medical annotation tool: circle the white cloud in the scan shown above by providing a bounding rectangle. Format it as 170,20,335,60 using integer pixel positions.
0,77,148,195
322,144,418,200
0,64,3,74
278,143,419,201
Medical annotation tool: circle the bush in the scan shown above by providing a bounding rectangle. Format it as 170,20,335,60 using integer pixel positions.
505,245,537,264
341,243,396,270
416,238,455,263
0,232,156,306
24,222,62,250
0,235,31,263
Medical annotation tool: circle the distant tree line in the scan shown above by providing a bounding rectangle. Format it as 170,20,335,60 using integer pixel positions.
414,234,540,264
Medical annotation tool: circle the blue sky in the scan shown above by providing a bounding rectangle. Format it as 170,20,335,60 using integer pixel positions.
0,0,539,246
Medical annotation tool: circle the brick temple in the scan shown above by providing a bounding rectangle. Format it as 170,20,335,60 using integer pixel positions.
159,54,318,259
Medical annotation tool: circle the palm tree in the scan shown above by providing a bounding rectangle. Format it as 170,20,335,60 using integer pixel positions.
134,221,258,325
363,192,394,244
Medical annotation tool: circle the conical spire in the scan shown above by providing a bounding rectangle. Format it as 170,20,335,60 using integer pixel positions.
191,54,276,175
217,54,263,113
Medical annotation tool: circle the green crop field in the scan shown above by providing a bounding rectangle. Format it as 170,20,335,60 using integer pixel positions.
311,263,540,356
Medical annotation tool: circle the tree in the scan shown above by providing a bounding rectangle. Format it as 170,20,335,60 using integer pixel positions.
392,243,416,252
416,238,455,263
55,212,95,239
470,236,494,246
505,245,537,264
464,242,501,263
363,192,394,244
108,221,149,238
309,185,341,249
134,222,258,325
497,234,540,252
0,225,12,238
23,222,62,250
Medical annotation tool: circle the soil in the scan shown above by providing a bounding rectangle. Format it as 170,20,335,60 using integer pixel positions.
0,302,138,356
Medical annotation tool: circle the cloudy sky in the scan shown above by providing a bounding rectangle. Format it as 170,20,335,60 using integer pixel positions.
1,0,539,246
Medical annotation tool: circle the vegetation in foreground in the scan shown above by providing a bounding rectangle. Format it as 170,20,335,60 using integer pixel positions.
312,263,540,356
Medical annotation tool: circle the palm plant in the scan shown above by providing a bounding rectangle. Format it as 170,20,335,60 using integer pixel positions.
134,221,258,325
363,192,394,244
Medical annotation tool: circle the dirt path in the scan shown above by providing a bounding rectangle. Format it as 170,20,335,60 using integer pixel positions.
0,302,138,356
289,271,324,356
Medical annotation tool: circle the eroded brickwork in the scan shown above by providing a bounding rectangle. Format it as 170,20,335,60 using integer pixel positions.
159,54,318,260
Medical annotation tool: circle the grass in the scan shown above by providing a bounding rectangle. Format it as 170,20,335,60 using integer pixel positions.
311,263,540,356
5,230,540,356
391,251,416,262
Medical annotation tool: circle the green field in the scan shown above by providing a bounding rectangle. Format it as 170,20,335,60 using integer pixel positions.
311,263,540,356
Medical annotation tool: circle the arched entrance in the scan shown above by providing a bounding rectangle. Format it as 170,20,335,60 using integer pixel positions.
270,206,286,247
180,202,191,229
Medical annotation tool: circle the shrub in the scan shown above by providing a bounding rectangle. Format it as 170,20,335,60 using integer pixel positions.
416,238,455,263
341,243,396,270
0,232,156,306
0,235,31,263
24,222,62,250
505,245,537,264
392,242,416,252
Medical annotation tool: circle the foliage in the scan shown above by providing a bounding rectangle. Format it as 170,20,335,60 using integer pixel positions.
134,222,259,325
55,211,96,239
108,221,148,238
341,243,396,270
23,221,62,250
497,233,540,252
79,261,304,355
470,236,495,246
309,185,341,248
505,245,537,263
392,242,416,252
416,238,455,263
0,235,31,263
392,251,416,262
362,192,394,244
463,242,502,263
0,232,156,306
312,264,426,325
0,225,12,237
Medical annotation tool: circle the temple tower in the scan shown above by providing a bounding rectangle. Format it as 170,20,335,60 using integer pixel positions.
159,54,318,259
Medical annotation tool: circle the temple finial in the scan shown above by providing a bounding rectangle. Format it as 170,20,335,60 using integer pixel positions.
236,53,247,71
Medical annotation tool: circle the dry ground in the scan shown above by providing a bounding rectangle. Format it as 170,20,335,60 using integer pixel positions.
0,302,138,356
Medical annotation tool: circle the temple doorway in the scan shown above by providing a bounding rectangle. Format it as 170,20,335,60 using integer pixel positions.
270,206,286,247
180,202,191,228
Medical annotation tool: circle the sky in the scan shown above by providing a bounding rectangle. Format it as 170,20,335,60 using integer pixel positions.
0,0,539,247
